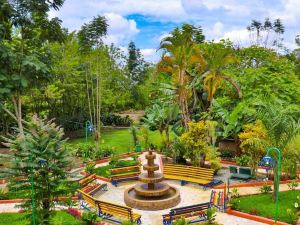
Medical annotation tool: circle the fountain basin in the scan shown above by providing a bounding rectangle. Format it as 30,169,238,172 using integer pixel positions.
124,186,180,210
134,182,170,197
139,173,164,183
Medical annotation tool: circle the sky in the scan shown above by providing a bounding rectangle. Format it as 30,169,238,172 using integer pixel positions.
49,0,300,62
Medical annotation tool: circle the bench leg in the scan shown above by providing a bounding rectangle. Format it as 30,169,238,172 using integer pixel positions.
181,180,188,186
112,180,118,187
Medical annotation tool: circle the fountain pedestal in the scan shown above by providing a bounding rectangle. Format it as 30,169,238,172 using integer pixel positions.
124,150,180,210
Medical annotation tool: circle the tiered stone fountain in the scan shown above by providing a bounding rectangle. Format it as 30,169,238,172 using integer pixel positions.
124,150,180,210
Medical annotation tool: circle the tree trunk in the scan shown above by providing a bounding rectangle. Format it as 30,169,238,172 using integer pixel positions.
165,126,170,148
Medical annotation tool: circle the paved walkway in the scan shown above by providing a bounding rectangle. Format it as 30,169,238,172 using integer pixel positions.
0,151,295,225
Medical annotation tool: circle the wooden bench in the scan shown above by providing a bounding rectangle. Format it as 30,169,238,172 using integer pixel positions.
163,164,214,186
229,166,252,180
79,174,96,187
162,202,210,225
82,183,108,196
110,165,140,187
78,189,141,225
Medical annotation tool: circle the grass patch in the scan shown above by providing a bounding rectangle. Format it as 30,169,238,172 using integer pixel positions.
236,190,300,224
68,127,174,154
93,160,139,178
0,211,83,225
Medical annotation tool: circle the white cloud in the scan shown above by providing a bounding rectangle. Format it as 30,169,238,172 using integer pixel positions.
89,0,185,21
220,29,250,46
103,13,140,45
140,48,159,62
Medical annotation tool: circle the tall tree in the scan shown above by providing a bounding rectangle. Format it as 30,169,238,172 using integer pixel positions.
0,0,65,137
157,24,205,129
247,18,285,48
78,15,108,151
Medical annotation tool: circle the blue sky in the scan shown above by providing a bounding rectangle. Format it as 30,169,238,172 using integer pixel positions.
49,0,300,62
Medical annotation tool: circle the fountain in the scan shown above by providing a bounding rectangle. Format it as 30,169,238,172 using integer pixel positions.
124,150,180,210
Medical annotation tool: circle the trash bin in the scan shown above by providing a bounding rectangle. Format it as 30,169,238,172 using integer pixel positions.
135,145,141,152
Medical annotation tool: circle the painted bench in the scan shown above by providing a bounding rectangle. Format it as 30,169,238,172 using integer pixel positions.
163,164,214,186
81,183,108,196
78,189,141,224
110,165,140,187
162,202,210,225
229,166,252,180
79,173,96,187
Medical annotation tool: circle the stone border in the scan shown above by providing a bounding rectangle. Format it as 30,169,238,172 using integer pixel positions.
226,209,290,225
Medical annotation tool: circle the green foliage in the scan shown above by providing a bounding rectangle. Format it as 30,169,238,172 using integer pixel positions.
81,211,98,225
259,185,272,193
236,190,300,224
231,188,240,199
1,115,71,224
121,220,137,225
0,211,84,225
173,218,188,225
229,198,240,210
206,208,217,224
234,155,251,167
238,120,270,176
287,181,299,190
130,126,139,146
85,162,96,174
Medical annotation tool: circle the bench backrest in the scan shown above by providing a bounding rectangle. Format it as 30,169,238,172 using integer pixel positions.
98,200,133,220
77,189,99,209
79,174,96,187
163,164,214,181
239,167,251,175
229,166,238,174
171,202,210,215
110,166,140,174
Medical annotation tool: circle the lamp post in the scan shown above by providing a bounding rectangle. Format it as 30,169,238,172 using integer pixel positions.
261,147,281,224
29,155,36,225
85,121,93,159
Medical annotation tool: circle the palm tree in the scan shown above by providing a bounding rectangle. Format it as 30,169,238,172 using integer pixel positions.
157,24,205,129
143,103,179,148
201,42,242,109
258,101,300,200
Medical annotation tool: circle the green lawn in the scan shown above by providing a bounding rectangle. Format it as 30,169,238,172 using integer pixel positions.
0,211,83,225
68,127,174,154
236,190,300,224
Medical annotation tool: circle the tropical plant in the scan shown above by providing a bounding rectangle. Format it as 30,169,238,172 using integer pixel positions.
287,181,299,190
200,41,242,108
258,101,300,200
234,155,251,167
157,24,205,129
239,120,270,176
81,211,98,225
143,103,179,148
206,208,217,225
259,185,272,193
1,115,70,224
180,121,210,167
85,162,96,174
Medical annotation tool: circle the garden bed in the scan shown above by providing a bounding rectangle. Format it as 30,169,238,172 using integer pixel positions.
234,190,300,224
